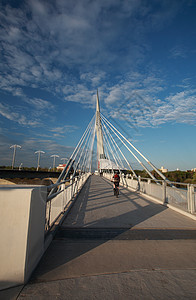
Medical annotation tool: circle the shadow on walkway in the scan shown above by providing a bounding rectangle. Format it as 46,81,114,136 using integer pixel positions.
29,175,196,284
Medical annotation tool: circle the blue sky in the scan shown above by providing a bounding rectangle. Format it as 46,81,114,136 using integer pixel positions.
0,0,196,171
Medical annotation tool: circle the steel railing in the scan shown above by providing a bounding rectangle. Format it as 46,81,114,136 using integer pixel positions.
103,172,196,215
45,172,91,232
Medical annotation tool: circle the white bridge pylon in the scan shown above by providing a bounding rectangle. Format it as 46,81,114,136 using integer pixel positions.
57,90,168,186
94,90,167,182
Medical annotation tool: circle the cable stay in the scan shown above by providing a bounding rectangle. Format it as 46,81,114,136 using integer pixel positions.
49,115,95,196
101,113,168,182
103,121,125,170
100,113,170,184
102,118,137,178
52,90,171,190
102,123,121,172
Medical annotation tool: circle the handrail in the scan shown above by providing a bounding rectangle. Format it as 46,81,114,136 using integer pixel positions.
123,174,195,188
46,174,83,201
103,172,196,215
46,178,70,190
45,172,91,232
47,175,81,202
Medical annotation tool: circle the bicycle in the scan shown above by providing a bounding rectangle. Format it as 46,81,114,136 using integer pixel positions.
113,182,119,198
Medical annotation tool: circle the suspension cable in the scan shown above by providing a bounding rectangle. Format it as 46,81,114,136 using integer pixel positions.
88,116,96,172
80,115,96,172
70,115,95,164
102,129,114,172
101,114,158,182
102,120,125,170
101,113,167,181
102,123,121,172
75,114,95,172
102,118,137,178
102,121,123,171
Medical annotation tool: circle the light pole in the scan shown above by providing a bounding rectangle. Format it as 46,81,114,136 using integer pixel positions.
35,150,45,171
10,144,21,169
61,157,68,165
51,155,59,171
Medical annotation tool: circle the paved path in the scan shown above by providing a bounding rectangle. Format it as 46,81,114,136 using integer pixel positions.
15,175,196,299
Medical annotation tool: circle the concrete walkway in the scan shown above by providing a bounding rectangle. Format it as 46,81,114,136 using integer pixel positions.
12,175,196,299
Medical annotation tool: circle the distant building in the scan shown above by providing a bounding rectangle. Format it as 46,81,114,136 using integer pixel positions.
160,166,168,173
191,168,196,172
56,164,66,171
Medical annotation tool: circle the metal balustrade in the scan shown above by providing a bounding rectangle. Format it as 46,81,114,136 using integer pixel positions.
103,172,196,215
45,172,91,231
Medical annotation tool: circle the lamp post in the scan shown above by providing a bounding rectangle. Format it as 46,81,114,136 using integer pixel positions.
10,144,21,169
35,150,45,171
51,155,59,171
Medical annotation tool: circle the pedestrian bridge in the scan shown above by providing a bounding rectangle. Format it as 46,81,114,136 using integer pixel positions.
1,174,196,299
1,91,196,298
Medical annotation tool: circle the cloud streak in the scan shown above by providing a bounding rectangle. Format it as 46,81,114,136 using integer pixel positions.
0,103,40,126
102,73,196,128
0,0,182,98
0,0,195,170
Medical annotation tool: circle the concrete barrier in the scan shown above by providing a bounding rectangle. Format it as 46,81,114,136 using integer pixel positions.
0,185,47,290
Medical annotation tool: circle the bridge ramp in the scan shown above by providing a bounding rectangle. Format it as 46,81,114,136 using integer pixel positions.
18,175,196,299
62,175,196,229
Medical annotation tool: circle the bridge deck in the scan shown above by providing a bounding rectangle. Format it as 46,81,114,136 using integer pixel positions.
18,175,196,299
62,175,196,229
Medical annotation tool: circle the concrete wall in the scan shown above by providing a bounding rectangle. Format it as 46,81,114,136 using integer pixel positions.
0,185,47,290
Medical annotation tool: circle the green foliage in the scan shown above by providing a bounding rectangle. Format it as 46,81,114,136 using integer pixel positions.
134,170,151,178
165,171,195,183
0,166,12,170
0,166,60,172
128,169,196,183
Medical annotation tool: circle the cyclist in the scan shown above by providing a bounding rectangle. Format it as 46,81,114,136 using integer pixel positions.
111,171,120,197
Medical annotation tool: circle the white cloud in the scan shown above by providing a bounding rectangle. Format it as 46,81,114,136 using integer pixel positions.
80,71,106,86
0,0,195,133
0,0,182,101
101,72,196,127
145,90,196,126
63,84,96,106
170,45,187,59
0,103,40,126
105,86,123,104
50,125,79,135
24,98,55,111
0,103,19,122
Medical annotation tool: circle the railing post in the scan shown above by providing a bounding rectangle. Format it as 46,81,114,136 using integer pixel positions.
162,180,167,204
62,183,65,210
188,184,195,214
121,173,124,187
138,176,141,192
187,184,191,212
124,174,128,187
70,175,73,198
191,185,195,213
